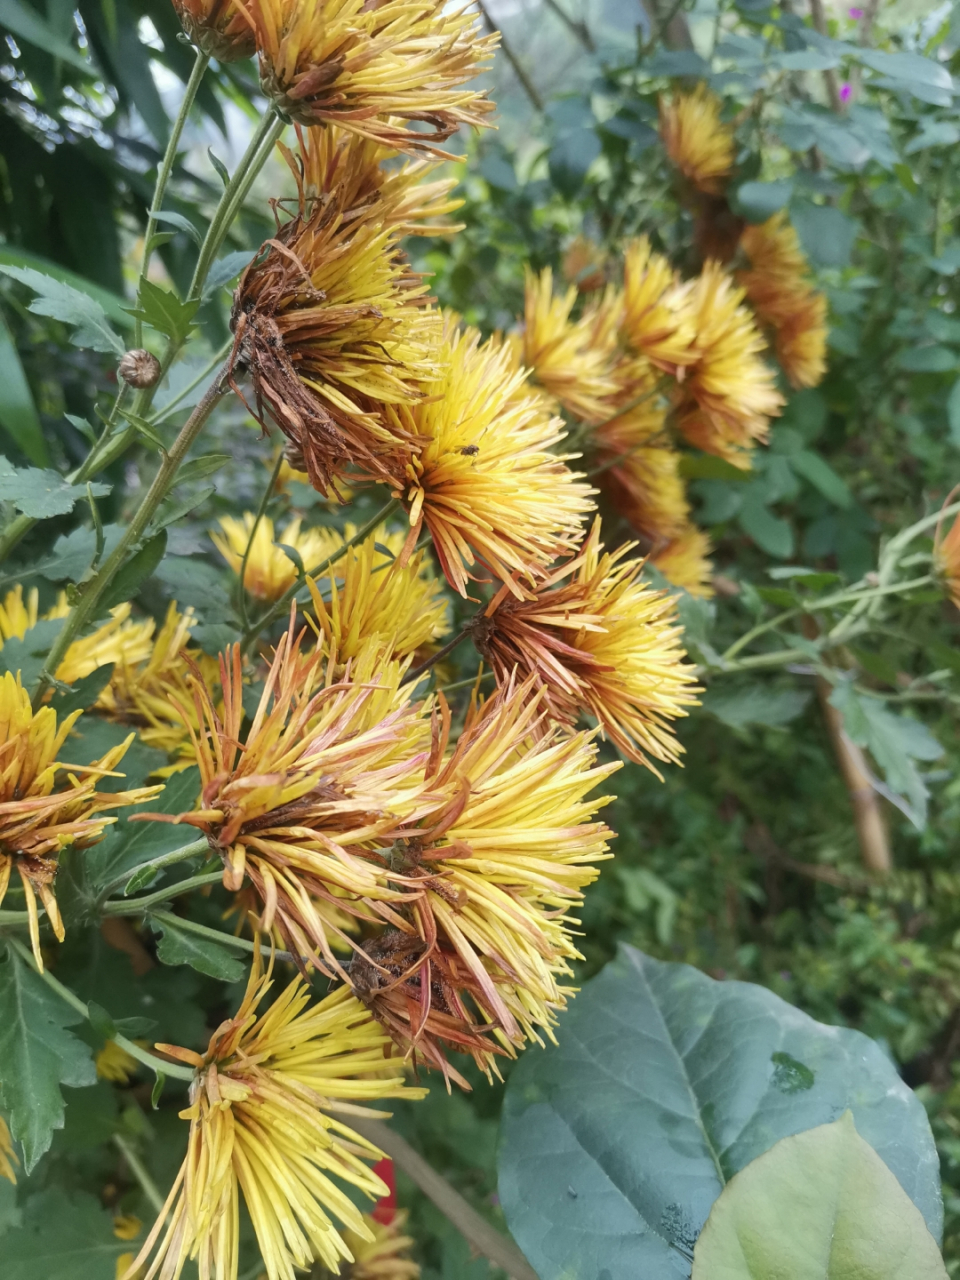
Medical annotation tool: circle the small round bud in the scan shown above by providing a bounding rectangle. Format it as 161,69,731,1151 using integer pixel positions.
118,349,161,389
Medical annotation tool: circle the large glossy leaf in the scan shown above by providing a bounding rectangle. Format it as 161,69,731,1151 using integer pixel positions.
498,947,942,1280
691,1114,947,1279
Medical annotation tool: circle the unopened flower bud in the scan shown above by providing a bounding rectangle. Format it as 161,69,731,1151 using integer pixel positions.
118,349,162,389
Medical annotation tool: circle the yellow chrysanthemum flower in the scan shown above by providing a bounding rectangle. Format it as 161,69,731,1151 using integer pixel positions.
562,235,607,293
475,520,700,774
0,1114,17,1184
390,326,594,598
338,1211,420,1280
96,1039,140,1084
935,495,960,612
738,212,828,390
129,953,424,1280
619,238,699,376
659,84,735,194
211,513,335,602
594,401,691,543
113,1214,142,1241
516,266,620,425
246,0,497,154
0,672,159,967
676,262,784,467
0,583,36,641
172,0,255,60
651,526,715,597
145,628,432,971
306,524,449,662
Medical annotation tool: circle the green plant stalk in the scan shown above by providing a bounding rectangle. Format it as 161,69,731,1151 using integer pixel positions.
4,934,195,1082
135,49,211,348
0,909,29,924
150,336,234,425
238,451,285,628
102,870,224,916
97,836,211,899
114,1133,166,1215
33,369,229,705
241,495,401,650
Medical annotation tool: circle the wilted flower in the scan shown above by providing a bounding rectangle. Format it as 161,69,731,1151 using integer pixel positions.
475,521,699,773
171,0,255,61
390,326,593,597
129,952,424,1280
676,262,784,467
619,238,698,376
651,526,715,597
212,513,334,601
659,84,735,194
738,213,828,390
0,672,159,967
0,1115,17,1184
306,524,449,662
246,0,497,154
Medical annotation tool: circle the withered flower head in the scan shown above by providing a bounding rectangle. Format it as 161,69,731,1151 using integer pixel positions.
390,325,594,598
738,213,828,390
129,951,424,1280
475,520,700,774
675,261,784,468
171,0,256,60
230,166,439,498
0,672,159,968
146,624,432,971
246,0,497,155
659,84,735,194
651,525,715,598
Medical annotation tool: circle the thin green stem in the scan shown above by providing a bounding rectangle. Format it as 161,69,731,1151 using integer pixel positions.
149,908,299,965
98,837,211,899
401,624,474,686
437,669,495,696
0,909,29,924
102,870,225,916
239,452,285,629
150,338,234,425
136,49,210,347
241,495,401,650
114,1134,165,1215
33,369,229,705
3,935,195,1081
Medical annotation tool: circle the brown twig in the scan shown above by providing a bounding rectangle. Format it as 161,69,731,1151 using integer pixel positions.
808,0,844,112
476,0,543,112
542,0,596,52
640,0,693,51
349,1116,539,1280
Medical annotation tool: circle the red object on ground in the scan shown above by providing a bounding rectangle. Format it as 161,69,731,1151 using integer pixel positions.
371,1158,396,1224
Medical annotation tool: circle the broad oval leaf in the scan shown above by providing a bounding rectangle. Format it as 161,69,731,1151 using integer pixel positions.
691,1113,947,1279
498,947,942,1280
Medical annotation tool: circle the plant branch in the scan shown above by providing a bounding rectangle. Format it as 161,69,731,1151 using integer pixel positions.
348,1116,538,1280
809,0,844,112
400,624,474,686
238,451,285,628
541,0,595,51
114,1133,165,1215
102,870,225,916
98,837,211,899
475,0,543,112
147,908,301,965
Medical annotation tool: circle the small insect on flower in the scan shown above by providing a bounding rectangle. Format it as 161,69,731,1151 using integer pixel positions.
127,951,425,1280
171,0,256,60
245,0,498,155
651,525,715,598
0,1114,18,1184
475,520,700,774
0,671,160,968
659,84,735,195
391,324,594,598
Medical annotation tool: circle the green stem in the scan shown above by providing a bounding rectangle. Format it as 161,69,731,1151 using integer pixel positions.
98,837,211,899
149,338,234,426
0,909,28,924
149,908,299,964
114,1134,165,1215
401,624,474,686
102,870,225,916
241,495,401,650
4,934,195,1082
189,109,285,301
238,452,285,629
136,50,210,348
33,369,229,705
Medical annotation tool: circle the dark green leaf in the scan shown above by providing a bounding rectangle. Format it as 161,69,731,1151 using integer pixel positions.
739,497,794,558
702,684,811,728
154,556,231,615
150,915,245,982
0,0,91,71
0,247,132,328
85,1001,116,1040
790,450,852,507
0,265,124,355
733,179,793,223
791,203,859,269
118,409,168,451
948,379,960,446
150,485,215,533
174,453,231,486
149,210,202,246
754,585,798,607
691,1114,948,1279
548,130,602,198
202,251,253,299
678,454,750,481
0,1187,132,1279
0,947,96,1172
37,525,124,583
0,619,64,686
98,530,167,613
49,663,114,717
0,311,48,466
896,346,957,373
498,947,943,1280
0,459,110,519
207,147,230,187
127,279,200,343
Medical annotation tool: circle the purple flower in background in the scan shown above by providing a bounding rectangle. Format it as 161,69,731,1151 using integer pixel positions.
840,81,853,102
849,6,864,16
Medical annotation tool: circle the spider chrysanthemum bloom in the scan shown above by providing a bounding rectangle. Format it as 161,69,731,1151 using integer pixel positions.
390,326,593,598
619,239,699,376
172,0,255,60
334,1210,419,1280
474,521,699,773
376,679,619,1060
659,84,735,194
231,181,439,498
651,525,715,597
935,494,960,611
738,213,828,389
0,1114,17,1184
594,401,691,543
0,672,159,967
130,953,424,1280
306,524,449,662
675,261,784,467
246,0,497,155
563,235,607,293
151,626,432,970
516,267,620,424
211,513,335,601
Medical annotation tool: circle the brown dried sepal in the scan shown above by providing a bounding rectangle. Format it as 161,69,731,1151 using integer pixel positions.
118,349,162,389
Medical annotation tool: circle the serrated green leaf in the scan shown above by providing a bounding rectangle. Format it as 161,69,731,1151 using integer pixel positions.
0,459,110,519
0,947,96,1172
0,266,124,355
0,1187,132,1279
174,453,231,486
127,279,200,343
691,1113,948,1279
37,524,124,583
149,485,215,534
98,530,167,613
0,618,63,686
150,915,245,981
